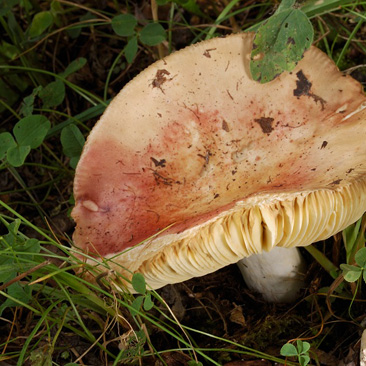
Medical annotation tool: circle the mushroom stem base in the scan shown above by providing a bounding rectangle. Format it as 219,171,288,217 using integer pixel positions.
237,246,306,303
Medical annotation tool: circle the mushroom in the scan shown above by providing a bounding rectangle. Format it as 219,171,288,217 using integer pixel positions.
72,32,366,302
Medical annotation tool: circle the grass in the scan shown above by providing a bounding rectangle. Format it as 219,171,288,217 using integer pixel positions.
1,0,366,365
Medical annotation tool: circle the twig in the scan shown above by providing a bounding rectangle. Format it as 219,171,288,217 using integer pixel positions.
0,260,50,292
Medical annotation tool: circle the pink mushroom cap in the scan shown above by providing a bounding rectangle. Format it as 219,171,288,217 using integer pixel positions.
72,32,366,290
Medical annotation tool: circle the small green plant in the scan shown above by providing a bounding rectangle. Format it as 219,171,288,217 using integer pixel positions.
341,247,366,283
20,58,87,117
111,14,166,63
0,115,50,167
130,272,154,315
280,340,311,366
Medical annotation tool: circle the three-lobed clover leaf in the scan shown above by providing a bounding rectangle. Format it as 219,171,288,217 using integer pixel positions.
0,115,50,167
341,247,366,283
281,340,310,366
130,273,154,315
110,13,166,62
19,58,86,117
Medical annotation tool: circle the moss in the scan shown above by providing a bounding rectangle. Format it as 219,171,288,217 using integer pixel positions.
240,314,307,351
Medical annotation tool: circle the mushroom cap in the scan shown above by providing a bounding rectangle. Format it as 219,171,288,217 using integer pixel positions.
72,32,366,290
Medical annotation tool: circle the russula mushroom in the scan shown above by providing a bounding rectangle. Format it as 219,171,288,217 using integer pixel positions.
72,32,366,301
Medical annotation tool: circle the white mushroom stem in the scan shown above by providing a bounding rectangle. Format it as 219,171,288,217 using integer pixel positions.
237,246,306,303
